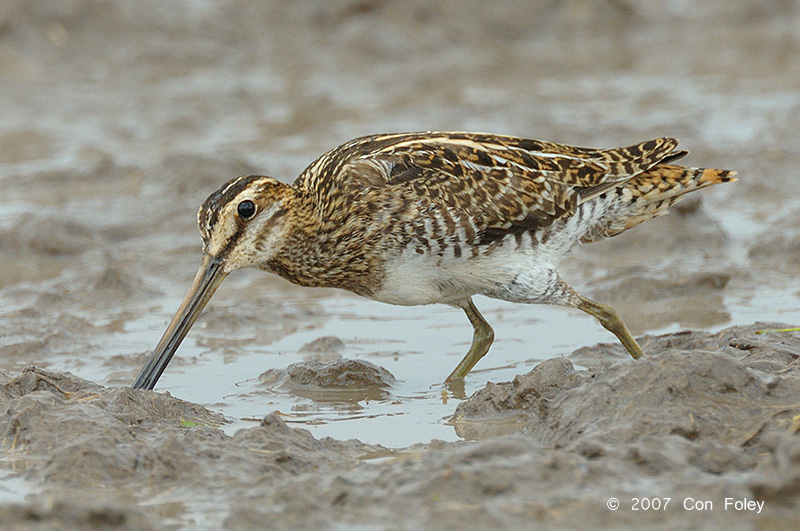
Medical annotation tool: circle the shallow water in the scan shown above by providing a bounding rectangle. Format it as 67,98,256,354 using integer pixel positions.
39,255,800,449
85,290,628,447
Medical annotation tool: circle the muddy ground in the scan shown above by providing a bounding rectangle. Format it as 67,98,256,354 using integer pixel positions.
2,1,800,529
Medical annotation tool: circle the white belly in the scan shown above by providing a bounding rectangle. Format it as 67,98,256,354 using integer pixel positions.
370,232,563,306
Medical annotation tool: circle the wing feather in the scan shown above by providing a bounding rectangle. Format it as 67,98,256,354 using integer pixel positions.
296,132,684,246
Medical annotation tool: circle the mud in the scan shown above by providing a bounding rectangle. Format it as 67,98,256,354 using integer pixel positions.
2,0,800,528
258,358,396,403
3,325,800,528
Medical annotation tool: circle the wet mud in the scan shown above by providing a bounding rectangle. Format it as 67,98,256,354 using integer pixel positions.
2,0,800,528
3,324,800,528
258,358,396,403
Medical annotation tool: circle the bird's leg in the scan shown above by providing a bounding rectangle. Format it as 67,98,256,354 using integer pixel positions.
570,291,644,360
445,298,495,382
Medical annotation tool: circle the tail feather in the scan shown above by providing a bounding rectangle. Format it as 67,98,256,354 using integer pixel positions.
698,167,738,185
581,164,737,242
627,164,737,201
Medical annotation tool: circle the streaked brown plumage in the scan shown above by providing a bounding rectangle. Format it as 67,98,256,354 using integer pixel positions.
133,132,736,391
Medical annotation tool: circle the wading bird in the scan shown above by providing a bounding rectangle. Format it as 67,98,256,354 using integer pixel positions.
132,132,734,390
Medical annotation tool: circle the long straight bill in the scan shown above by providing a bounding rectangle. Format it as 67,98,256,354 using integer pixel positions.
131,255,228,390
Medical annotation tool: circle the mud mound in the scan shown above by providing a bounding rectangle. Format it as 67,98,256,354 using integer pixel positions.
452,323,800,445
258,358,396,403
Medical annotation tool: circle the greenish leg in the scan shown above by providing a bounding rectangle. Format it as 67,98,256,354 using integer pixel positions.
574,294,644,360
445,298,495,382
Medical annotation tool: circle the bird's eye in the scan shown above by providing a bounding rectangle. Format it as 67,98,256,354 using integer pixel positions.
237,200,256,220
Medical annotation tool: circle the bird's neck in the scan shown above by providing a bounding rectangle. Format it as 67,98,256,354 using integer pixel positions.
262,187,330,288
263,187,381,297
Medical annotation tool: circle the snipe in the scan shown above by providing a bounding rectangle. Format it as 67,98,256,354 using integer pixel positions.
132,132,735,390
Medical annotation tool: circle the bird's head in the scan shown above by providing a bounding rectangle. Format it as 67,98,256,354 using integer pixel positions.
131,175,295,391
197,175,294,272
